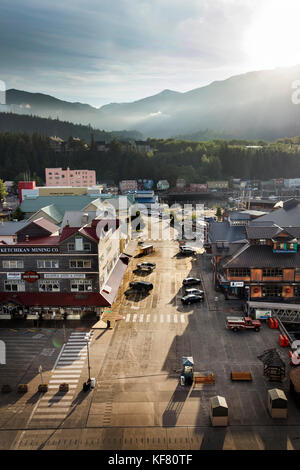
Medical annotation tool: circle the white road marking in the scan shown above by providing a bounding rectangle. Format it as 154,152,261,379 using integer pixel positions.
160,314,164,323
174,314,178,323
133,314,137,322
125,314,130,322
146,314,150,323
49,379,79,384
167,314,171,323
153,315,157,323
180,314,185,323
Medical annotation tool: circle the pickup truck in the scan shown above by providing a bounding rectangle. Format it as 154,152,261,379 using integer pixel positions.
226,316,262,332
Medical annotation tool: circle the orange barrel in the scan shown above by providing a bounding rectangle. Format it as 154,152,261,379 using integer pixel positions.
283,335,289,347
278,334,285,346
273,318,279,329
269,318,274,329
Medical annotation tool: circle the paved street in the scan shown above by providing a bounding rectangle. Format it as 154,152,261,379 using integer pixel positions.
1,219,300,449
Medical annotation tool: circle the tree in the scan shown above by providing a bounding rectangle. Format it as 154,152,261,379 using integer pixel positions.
216,207,222,221
0,179,8,203
11,206,24,221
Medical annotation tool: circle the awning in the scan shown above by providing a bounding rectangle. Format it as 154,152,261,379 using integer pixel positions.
100,257,129,305
122,240,137,258
0,292,110,308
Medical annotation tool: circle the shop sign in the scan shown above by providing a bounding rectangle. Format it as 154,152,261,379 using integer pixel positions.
22,271,40,283
7,272,21,280
230,281,244,288
44,273,86,279
0,247,59,254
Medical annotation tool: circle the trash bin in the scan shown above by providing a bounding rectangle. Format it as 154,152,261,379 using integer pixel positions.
82,381,89,392
268,389,288,418
210,396,229,427
91,377,96,389
180,376,185,386
107,320,111,329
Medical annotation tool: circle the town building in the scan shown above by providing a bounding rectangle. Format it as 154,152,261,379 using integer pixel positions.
209,199,300,302
0,214,133,321
49,136,64,153
119,180,138,194
134,141,151,153
45,168,96,187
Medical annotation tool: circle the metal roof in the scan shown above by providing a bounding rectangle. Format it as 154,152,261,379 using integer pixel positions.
223,244,300,268
0,220,29,235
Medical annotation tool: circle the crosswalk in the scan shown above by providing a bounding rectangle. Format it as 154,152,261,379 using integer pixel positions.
123,313,186,324
30,330,93,422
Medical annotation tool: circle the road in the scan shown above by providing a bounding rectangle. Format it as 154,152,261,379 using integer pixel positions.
1,218,300,449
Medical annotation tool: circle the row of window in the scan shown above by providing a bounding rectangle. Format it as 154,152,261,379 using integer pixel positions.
3,259,92,269
229,268,300,277
4,280,93,292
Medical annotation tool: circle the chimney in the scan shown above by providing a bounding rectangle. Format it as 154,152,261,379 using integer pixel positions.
81,213,89,226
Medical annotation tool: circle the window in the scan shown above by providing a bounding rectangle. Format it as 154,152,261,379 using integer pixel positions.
70,280,93,292
37,260,59,269
229,268,250,277
262,268,283,277
3,260,24,269
294,286,300,297
4,280,25,292
262,285,282,297
68,239,91,251
69,260,91,269
38,280,60,292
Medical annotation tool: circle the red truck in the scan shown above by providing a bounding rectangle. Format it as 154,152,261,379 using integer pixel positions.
226,316,262,332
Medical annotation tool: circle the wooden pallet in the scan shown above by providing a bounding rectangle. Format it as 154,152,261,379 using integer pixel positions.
193,373,215,385
231,372,252,381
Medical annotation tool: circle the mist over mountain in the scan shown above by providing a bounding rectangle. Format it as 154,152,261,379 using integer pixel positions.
5,64,300,140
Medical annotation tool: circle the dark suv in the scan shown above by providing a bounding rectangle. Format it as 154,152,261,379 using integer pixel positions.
129,281,153,292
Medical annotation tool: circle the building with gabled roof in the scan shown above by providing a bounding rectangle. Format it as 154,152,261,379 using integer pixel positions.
0,214,133,321
210,199,300,302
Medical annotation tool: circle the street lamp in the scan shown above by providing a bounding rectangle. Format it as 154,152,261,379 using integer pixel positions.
85,332,91,383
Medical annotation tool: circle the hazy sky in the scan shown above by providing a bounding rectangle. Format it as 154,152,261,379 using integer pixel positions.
1,0,299,107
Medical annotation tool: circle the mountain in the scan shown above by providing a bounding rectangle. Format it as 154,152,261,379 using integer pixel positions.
4,64,300,139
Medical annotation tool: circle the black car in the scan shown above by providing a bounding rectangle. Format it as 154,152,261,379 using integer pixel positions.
129,281,154,292
181,294,204,305
185,288,204,297
179,247,196,256
136,262,156,270
182,277,201,286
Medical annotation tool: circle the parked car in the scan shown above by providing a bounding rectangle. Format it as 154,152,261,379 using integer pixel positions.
185,288,204,297
182,277,201,286
181,294,204,305
179,246,196,256
129,281,154,292
136,262,156,271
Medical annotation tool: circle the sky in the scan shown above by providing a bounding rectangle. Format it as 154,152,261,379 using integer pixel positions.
1,0,300,107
